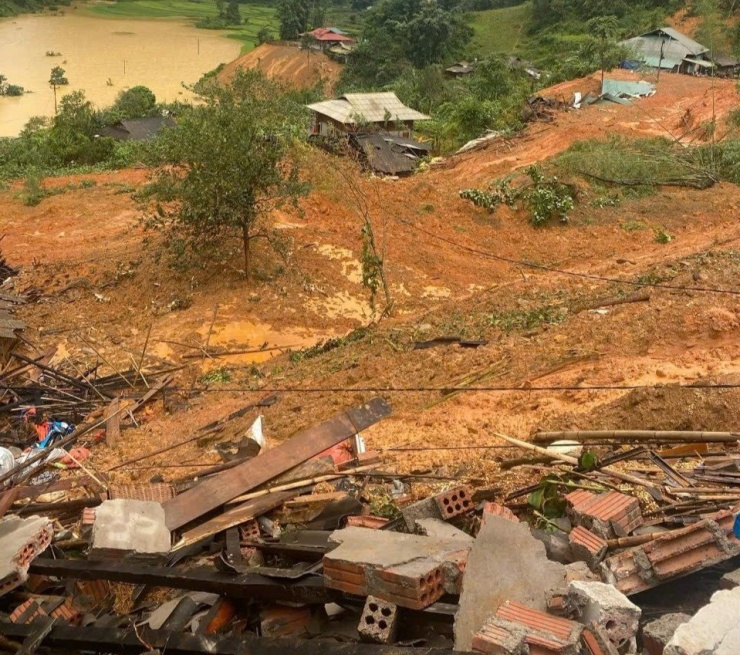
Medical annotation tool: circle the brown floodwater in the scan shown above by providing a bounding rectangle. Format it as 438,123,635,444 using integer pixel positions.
0,13,241,136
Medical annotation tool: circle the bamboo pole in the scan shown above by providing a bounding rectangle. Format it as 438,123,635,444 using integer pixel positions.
491,432,661,491
532,430,740,444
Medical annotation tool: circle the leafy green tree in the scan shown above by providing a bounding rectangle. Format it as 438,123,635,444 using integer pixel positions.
144,71,309,279
49,65,68,113
277,0,324,40
48,91,114,165
111,86,157,119
580,15,623,85
224,1,241,24
257,26,275,44
0,73,24,96
695,0,732,57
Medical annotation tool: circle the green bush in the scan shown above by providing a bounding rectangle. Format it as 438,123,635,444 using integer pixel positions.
20,172,48,206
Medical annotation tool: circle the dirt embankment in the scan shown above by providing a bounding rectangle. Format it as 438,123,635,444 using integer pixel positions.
218,43,343,93
1,70,739,489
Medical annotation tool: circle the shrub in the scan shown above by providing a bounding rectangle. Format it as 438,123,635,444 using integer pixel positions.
20,172,48,206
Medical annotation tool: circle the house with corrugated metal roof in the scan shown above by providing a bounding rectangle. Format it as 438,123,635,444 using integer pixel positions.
621,27,711,74
306,92,430,138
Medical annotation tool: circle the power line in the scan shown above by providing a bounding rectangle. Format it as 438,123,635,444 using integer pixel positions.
113,382,740,396
391,215,740,296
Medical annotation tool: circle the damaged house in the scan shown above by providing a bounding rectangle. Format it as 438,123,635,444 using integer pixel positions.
621,27,712,74
306,93,431,175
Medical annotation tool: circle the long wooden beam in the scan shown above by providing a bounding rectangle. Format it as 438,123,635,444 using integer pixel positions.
0,622,469,655
163,397,391,530
532,430,740,444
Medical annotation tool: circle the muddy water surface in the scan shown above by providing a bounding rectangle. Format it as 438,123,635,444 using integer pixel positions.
0,13,241,136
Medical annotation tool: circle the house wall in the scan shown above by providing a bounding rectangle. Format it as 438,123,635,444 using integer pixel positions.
309,113,416,138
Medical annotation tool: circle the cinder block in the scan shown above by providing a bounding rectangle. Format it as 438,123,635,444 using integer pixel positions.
90,499,170,559
564,581,640,655
357,596,399,644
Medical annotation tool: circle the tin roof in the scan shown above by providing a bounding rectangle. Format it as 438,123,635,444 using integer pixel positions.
622,27,709,66
307,92,430,125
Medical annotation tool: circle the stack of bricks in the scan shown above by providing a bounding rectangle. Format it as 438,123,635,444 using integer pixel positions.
569,526,608,569
565,490,643,539
324,557,446,610
472,600,584,655
0,515,53,598
601,508,740,595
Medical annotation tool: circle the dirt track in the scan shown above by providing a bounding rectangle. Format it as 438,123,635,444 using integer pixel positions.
1,70,739,490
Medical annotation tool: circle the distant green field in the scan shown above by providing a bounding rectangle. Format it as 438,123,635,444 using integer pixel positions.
470,2,531,57
82,0,278,52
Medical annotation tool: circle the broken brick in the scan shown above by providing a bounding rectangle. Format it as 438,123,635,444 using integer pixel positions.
569,526,607,569
260,606,312,638
238,519,261,542
0,515,53,598
566,491,642,539
481,502,519,524
434,486,473,520
346,515,390,529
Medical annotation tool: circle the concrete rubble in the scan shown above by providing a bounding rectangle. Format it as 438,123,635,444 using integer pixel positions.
564,580,641,654
664,587,740,655
90,499,171,559
454,514,567,651
357,596,400,644
642,613,691,655
0,515,53,597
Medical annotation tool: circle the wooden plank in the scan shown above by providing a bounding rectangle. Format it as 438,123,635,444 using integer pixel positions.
16,616,56,655
175,491,296,550
105,398,121,446
162,397,391,530
0,487,20,519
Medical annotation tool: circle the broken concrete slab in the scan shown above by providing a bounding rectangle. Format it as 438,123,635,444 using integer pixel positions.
719,566,740,590
91,499,170,559
664,587,740,655
324,526,471,609
454,515,567,651
0,515,52,598
642,613,691,655
415,518,474,543
564,581,641,655
531,528,573,564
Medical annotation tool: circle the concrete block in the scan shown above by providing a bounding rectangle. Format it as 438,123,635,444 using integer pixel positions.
357,596,399,644
665,588,740,655
564,561,600,584
91,499,170,559
453,515,567,651
642,613,691,655
565,581,641,655
416,518,474,543
401,497,442,531
0,515,53,598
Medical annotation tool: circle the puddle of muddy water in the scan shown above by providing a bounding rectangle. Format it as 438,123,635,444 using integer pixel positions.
0,13,240,136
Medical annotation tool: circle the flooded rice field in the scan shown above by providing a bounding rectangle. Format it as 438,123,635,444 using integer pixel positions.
0,13,241,136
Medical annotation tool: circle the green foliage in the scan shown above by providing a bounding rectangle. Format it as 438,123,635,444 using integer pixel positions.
0,75,24,96
527,475,567,518
49,65,68,86
277,0,325,39
488,304,567,331
360,221,384,310
257,25,275,43
20,171,48,206
653,226,673,244
199,367,233,384
142,70,309,277
0,0,70,17
110,86,158,120
340,0,472,87
621,219,647,232
460,166,574,226
289,326,370,362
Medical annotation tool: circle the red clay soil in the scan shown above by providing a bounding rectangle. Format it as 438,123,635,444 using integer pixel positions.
1,70,739,491
218,43,342,93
